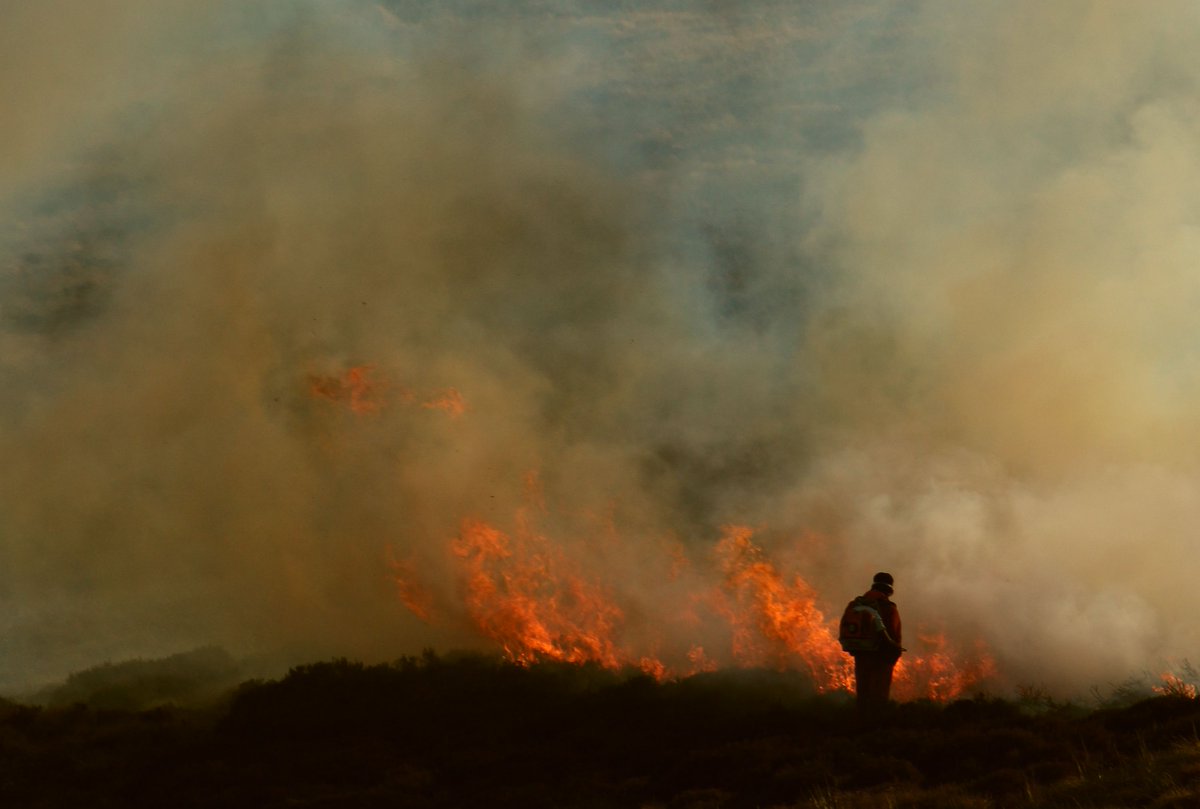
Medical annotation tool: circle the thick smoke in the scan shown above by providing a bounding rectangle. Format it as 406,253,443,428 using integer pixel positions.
796,0,1200,690
1,0,1198,697
0,0,704,688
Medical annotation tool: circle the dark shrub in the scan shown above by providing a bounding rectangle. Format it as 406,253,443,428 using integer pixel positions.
842,754,922,788
968,767,1028,798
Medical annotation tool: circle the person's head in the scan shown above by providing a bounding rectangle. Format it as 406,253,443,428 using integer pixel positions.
871,571,894,596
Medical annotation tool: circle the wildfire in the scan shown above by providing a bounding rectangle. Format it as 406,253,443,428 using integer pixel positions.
893,634,997,702
712,525,854,692
393,489,998,701
307,365,467,418
422,387,467,418
309,365,383,415
307,360,993,700
1152,672,1199,699
451,517,630,669
390,555,435,624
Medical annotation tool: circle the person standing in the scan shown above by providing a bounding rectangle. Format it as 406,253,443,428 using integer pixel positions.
838,572,904,714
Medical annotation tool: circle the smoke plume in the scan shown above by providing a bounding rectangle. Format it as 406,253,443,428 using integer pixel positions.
2,0,1198,697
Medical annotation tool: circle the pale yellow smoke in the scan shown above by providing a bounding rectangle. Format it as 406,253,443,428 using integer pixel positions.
4,0,1200,698
0,1,670,687
0,0,214,187
796,0,1200,692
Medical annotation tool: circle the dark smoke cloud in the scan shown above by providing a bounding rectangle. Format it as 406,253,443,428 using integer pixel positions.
2,0,1198,697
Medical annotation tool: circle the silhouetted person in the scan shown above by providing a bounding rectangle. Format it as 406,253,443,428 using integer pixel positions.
838,572,904,715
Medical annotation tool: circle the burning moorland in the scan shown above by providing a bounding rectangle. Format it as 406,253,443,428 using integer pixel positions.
5,0,1200,706
399,476,997,702
6,0,1200,805
305,361,997,702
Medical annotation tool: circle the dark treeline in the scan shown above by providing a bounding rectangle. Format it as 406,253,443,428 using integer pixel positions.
3,652,1200,808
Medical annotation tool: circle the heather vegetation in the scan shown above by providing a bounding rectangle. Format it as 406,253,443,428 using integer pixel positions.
3,652,1200,808
28,646,244,711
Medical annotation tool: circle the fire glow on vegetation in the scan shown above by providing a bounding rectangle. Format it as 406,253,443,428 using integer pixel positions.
893,635,998,703
302,363,995,700
393,478,997,701
452,517,632,671
1153,673,1199,700
712,526,854,692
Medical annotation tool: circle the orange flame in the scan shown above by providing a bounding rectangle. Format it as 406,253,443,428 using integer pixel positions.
893,634,997,702
394,479,998,699
422,388,467,418
390,555,435,624
307,365,466,418
1152,672,1198,699
451,517,634,669
687,645,718,674
712,525,854,692
309,365,383,415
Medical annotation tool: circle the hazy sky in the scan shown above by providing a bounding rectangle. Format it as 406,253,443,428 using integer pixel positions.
3,0,1199,696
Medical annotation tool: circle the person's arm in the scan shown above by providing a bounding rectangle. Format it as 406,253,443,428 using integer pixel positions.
884,604,905,653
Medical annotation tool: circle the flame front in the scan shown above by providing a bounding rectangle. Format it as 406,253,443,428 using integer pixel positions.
394,496,997,700
712,525,854,692
452,517,630,669
312,368,996,699
893,635,997,702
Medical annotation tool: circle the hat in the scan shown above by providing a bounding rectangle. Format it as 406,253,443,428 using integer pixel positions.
872,571,894,594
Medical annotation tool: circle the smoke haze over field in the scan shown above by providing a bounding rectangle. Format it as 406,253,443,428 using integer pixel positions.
2,0,1199,695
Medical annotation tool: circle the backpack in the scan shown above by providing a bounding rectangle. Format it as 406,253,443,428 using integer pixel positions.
838,596,888,653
